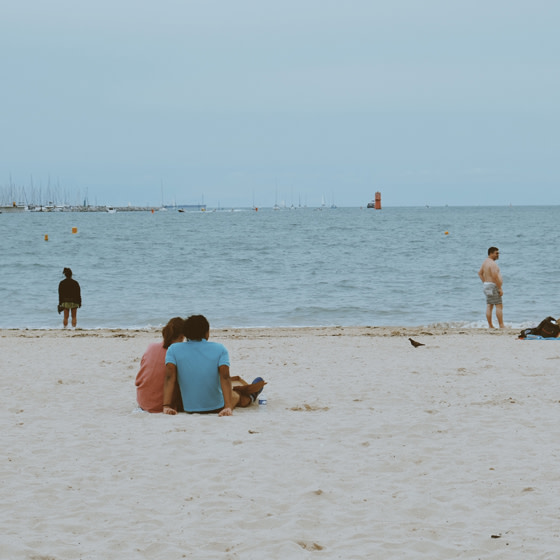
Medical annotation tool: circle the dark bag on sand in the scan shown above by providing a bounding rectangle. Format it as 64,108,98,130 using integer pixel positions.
519,316,560,339
538,317,560,338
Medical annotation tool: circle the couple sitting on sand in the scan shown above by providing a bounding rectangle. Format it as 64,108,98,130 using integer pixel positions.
135,314,265,416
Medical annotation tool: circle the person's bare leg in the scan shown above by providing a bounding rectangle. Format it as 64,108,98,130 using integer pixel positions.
71,307,77,328
63,308,69,328
486,304,494,328
496,304,504,328
231,379,253,408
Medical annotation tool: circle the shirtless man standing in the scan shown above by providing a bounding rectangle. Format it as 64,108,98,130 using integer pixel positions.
478,247,504,328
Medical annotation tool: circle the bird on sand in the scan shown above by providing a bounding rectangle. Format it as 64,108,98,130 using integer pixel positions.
408,338,425,348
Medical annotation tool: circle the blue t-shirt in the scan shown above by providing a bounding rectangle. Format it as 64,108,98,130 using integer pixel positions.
165,339,230,412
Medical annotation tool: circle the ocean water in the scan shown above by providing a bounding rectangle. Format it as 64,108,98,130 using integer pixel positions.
1,206,559,329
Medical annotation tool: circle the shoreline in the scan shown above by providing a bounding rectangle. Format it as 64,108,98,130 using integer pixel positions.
0,325,522,339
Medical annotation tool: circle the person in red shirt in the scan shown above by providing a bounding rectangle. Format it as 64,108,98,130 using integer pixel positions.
135,317,185,413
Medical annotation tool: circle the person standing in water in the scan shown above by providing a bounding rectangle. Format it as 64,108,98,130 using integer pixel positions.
58,268,81,327
478,247,504,328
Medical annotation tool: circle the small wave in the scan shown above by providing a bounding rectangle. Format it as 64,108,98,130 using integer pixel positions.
425,320,536,330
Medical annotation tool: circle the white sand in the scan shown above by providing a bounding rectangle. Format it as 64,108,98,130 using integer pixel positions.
2,326,560,559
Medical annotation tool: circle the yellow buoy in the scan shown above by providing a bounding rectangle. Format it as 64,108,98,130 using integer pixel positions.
444,231,449,235
72,227,78,234
44,234,49,241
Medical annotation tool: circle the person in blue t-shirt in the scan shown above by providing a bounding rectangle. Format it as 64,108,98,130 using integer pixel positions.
162,315,264,416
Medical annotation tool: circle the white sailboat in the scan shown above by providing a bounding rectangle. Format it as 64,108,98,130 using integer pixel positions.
0,201,27,213
159,182,167,211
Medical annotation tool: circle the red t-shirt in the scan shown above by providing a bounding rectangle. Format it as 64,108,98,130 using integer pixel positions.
135,342,182,412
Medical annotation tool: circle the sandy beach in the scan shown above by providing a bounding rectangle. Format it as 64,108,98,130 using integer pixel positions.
2,325,560,559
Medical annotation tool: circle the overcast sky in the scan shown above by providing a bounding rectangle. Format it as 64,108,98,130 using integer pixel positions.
1,0,558,207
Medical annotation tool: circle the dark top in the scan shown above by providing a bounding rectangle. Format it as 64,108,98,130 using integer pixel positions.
58,278,82,306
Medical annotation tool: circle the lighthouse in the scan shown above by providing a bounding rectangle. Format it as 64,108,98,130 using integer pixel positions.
367,191,382,209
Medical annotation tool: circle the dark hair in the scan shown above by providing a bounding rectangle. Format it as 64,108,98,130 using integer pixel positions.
488,247,499,256
184,315,210,341
162,317,185,349
63,267,72,278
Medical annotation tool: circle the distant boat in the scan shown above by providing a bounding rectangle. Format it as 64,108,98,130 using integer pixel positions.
106,206,117,213
273,186,283,210
0,202,27,213
175,204,206,212
159,181,166,211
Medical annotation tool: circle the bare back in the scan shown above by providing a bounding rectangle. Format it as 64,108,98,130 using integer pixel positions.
478,257,502,287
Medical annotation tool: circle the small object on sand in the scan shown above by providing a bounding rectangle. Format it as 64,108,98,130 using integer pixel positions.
409,337,425,348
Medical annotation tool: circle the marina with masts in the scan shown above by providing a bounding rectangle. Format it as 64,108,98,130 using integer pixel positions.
0,180,206,213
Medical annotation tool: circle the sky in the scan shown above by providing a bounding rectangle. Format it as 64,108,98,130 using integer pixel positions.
1,0,559,208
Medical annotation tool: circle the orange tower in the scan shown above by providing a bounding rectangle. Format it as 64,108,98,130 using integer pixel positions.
374,191,382,210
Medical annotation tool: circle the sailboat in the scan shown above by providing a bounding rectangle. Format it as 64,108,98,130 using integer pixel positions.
0,201,27,213
273,186,281,210
159,181,167,211
1,176,28,212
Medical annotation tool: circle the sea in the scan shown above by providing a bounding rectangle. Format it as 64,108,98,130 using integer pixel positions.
1,205,559,330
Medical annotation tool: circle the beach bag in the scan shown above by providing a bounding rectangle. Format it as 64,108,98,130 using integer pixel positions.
537,317,560,338
519,316,560,339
